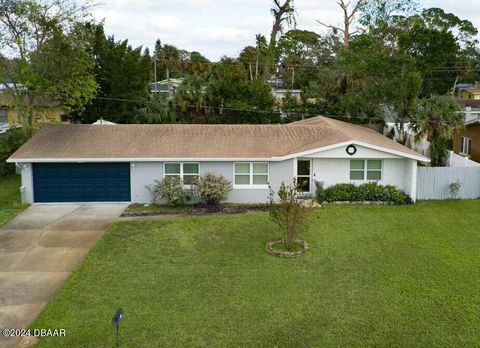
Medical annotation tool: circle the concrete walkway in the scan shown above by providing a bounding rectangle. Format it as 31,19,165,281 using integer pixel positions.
0,204,127,348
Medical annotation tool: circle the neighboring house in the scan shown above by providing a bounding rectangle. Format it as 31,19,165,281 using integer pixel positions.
8,116,428,204
267,73,284,88
457,86,480,100
452,104,480,162
266,72,302,102
272,88,302,103
149,78,184,96
0,84,63,126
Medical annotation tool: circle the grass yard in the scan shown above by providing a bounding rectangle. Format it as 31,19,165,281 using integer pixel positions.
32,201,480,347
0,175,28,226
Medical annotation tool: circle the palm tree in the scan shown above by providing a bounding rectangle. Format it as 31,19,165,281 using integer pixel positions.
411,95,464,166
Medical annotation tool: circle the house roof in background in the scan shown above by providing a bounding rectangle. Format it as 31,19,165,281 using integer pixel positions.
8,116,428,162
459,87,480,94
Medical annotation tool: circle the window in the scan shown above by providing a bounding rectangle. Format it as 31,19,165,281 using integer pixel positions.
234,162,269,187
164,162,199,185
297,160,311,193
0,109,7,124
350,160,382,181
460,136,472,156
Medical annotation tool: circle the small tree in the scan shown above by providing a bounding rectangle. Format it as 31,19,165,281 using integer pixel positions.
192,173,232,206
269,180,310,250
150,176,187,205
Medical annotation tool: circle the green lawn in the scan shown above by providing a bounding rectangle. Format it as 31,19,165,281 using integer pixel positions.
0,175,28,226
32,201,480,347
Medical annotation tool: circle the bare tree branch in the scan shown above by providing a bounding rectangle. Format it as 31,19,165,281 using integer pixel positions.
317,0,365,48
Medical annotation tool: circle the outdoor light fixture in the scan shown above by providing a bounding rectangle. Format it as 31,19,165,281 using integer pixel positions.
112,308,124,347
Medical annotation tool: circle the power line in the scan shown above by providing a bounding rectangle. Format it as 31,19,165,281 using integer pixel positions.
12,89,388,122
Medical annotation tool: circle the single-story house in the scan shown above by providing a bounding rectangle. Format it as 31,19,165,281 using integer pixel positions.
7,116,429,204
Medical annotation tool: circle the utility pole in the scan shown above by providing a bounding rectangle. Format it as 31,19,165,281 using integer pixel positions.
153,53,158,93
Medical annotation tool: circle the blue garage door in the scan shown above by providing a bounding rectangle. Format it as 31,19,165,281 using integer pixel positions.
33,163,131,203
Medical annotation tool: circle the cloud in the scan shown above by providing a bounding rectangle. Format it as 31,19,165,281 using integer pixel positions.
89,0,480,60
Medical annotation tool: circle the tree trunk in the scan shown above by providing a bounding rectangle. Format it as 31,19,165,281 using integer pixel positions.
269,0,293,51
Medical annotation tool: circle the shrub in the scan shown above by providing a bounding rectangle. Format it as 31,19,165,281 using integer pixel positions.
324,183,357,202
0,127,31,176
449,180,461,199
150,176,187,205
324,182,407,204
269,180,311,250
192,172,232,206
315,181,326,203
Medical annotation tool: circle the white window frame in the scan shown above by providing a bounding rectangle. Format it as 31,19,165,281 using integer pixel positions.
350,159,383,182
163,162,200,187
296,159,312,194
233,162,269,189
460,136,472,156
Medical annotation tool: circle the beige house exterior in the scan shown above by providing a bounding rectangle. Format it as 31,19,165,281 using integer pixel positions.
0,91,63,125
458,87,480,101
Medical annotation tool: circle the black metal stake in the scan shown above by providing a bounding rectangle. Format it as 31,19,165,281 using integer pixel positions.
112,308,124,347
115,322,120,347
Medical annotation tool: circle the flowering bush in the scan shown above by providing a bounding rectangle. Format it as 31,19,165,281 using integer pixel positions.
192,173,232,205
150,176,187,205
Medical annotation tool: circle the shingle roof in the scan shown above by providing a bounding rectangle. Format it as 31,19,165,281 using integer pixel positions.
8,116,427,162
459,87,480,94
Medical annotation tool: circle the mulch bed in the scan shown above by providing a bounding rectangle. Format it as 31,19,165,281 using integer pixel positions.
121,204,270,217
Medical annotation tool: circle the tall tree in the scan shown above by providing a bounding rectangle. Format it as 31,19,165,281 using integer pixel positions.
269,0,296,51
395,8,478,95
68,23,151,123
174,74,210,123
154,40,181,81
317,0,367,48
207,57,277,124
0,0,97,129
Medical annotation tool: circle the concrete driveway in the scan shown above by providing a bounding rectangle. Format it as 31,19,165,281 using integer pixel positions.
0,204,127,348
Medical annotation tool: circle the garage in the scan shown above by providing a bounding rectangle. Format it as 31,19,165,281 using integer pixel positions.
33,163,131,203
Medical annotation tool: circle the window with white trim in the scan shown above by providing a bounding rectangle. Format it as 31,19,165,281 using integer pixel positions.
234,162,269,187
460,136,472,156
350,160,382,181
0,109,7,124
164,162,199,185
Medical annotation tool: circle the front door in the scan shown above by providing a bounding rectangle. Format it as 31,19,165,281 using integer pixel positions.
297,160,311,193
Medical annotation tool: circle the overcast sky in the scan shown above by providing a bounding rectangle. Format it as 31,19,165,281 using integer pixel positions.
90,0,480,61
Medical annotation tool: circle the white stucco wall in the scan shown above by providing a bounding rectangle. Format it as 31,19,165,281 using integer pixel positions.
17,144,418,203
130,160,295,204
130,162,163,203
19,163,34,204
311,158,410,193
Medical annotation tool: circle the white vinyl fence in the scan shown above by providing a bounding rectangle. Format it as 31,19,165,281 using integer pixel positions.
417,167,480,200
446,151,480,168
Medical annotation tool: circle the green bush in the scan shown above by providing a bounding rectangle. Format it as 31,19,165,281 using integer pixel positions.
0,127,31,176
192,172,232,205
269,180,310,250
322,182,408,204
315,181,326,203
151,176,187,205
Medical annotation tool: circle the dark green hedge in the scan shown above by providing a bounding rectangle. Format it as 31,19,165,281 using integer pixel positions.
315,182,411,205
